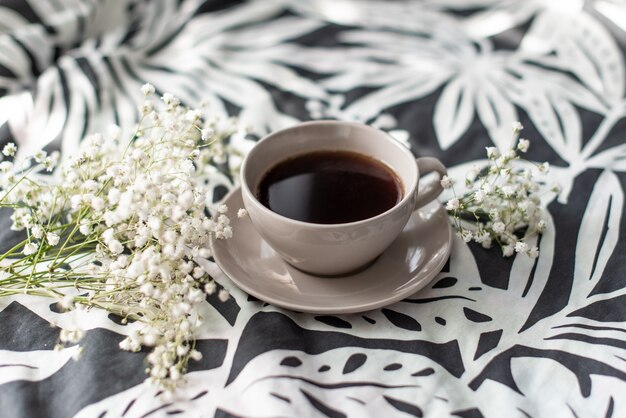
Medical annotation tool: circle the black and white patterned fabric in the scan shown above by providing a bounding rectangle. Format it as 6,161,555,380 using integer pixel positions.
1,1,626,417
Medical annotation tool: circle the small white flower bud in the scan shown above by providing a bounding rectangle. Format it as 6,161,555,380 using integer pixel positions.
2,142,17,157
537,219,547,232
108,239,124,255
485,146,499,159
119,338,132,351
440,175,454,189
178,190,194,210
204,282,217,295
176,345,189,357
514,241,528,254
46,233,60,246
517,138,530,153
108,188,121,205
141,83,155,96
91,197,105,212
218,289,230,302
445,198,460,211
492,221,505,234
31,225,44,239
23,242,38,255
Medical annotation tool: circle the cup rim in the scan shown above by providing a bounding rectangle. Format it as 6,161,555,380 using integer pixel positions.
240,120,419,229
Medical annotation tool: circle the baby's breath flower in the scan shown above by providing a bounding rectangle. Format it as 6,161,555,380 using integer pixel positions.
161,92,180,111
237,208,247,218
34,150,47,163
501,148,514,160
0,84,245,391
186,109,202,122
517,138,530,153
201,127,214,141
457,228,473,243
141,83,155,96
492,221,505,234
511,121,523,133
440,175,454,189
2,142,17,157
108,240,124,255
502,244,515,257
444,122,556,258
486,147,499,159
31,225,44,239
189,350,203,361
536,219,547,232
46,232,60,246
204,281,217,295
140,101,153,115
445,198,460,211
218,288,230,302
473,190,486,203
514,241,529,254
23,242,38,255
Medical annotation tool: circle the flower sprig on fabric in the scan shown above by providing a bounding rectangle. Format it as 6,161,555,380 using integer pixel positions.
0,85,245,390
442,122,558,258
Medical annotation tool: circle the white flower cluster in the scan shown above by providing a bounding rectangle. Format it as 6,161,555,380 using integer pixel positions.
443,122,556,258
0,85,242,390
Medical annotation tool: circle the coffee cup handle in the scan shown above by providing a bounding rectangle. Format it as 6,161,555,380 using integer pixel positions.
414,157,447,210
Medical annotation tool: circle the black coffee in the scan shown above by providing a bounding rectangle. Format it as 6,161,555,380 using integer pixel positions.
257,150,403,224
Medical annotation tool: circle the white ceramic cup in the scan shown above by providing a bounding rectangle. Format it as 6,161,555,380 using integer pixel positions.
240,121,447,276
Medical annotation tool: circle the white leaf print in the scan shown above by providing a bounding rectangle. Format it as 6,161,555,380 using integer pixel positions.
0,347,79,385
222,17,324,48
462,0,540,37
510,357,626,417
0,295,142,337
220,61,327,99
73,378,180,418
322,62,415,91
474,77,518,152
508,212,555,310
521,8,625,103
13,70,68,157
434,76,475,150
573,170,624,295
343,73,451,122
503,68,583,162
204,349,475,417
287,0,458,32
587,143,626,171
0,8,30,33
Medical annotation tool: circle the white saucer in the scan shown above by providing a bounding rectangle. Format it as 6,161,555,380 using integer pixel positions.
209,187,452,314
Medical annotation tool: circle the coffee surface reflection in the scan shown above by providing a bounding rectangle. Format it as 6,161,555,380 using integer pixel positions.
257,150,403,224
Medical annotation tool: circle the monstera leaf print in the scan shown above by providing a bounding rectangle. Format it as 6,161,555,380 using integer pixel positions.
0,347,80,386
1,1,626,417
290,0,625,160
0,0,338,157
